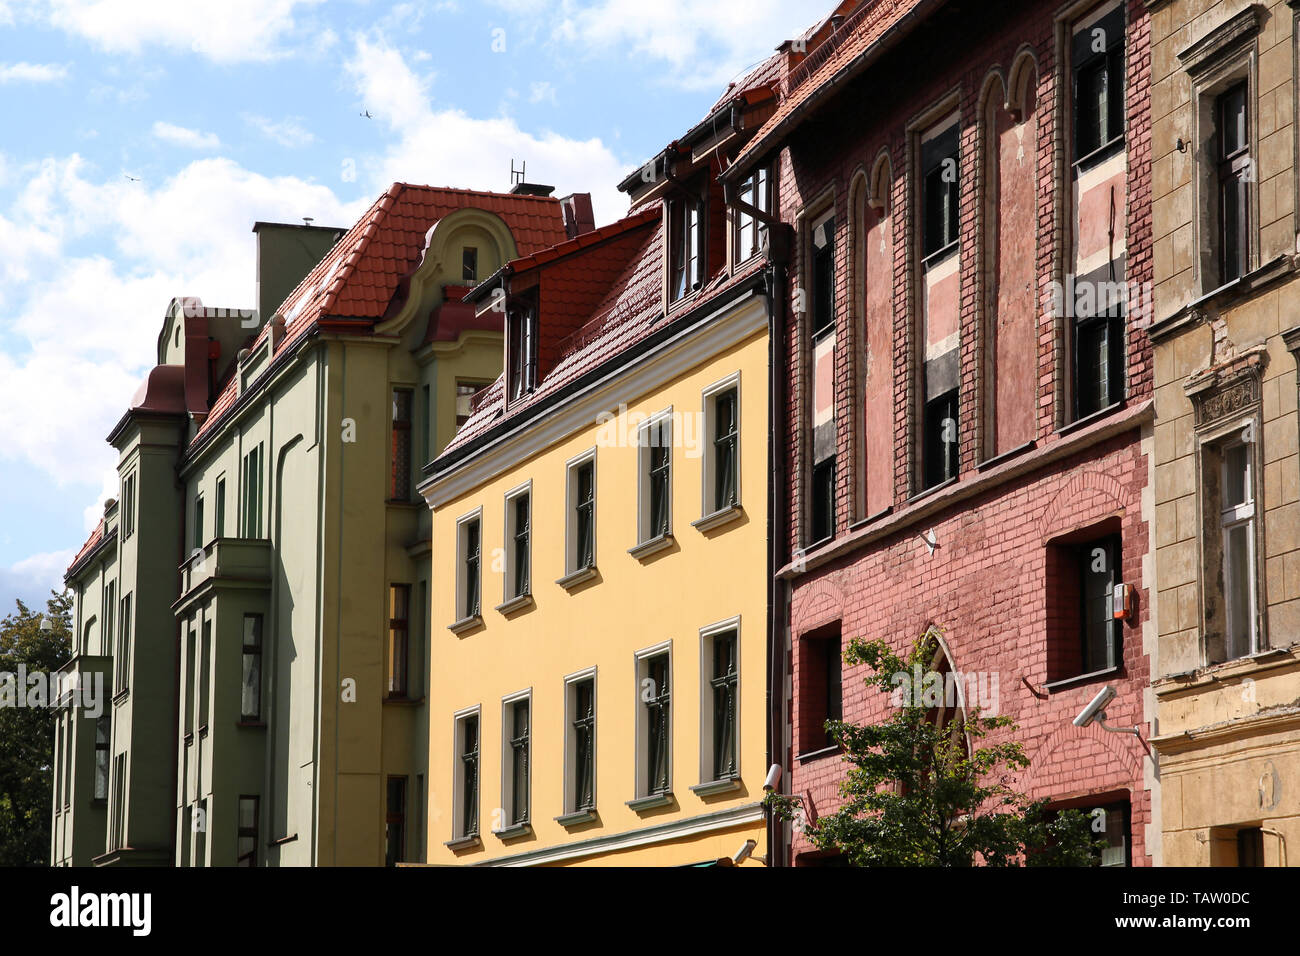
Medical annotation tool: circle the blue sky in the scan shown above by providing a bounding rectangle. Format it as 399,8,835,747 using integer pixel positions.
0,0,828,610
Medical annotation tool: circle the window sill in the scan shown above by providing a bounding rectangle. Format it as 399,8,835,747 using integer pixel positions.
796,744,841,764
198,725,209,738
236,720,267,729
922,240,960,269
1043,665,1120,693
628,534,674,560
692,505,743,533
184,732,194,746
495,593,534,616
556,566,598,591
626,792,673,812
447,614,483,636
977,440,1037,471
690,777,741,797
90,798,107,809
1058,401,1125,437
492,822,532,841
848,505,892,532
113,688,129,706
555,809,598,827
907,476,957,505
444,834,480,851
1074,135,1125,172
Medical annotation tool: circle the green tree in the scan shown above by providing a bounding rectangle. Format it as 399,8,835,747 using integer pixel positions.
766,630,1101,866
0,591,72,866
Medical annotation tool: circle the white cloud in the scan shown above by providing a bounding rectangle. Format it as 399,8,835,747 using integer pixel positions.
0,548,75,610
344,32,629,224
244,113,316,148
152,121,221,150
29,0,327,63
528,80,556,105
502,0,827,91
0,61,68,83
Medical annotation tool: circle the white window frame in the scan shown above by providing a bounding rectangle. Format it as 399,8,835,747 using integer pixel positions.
634,407,674,551
497,688,532,834
630,641,673,804
450,705,481,843
1218,432,1258,659
501,481,532,607
560,447,598,583
698,372,743,527
696,617,742,791
452,507,483,627
561,666,598,819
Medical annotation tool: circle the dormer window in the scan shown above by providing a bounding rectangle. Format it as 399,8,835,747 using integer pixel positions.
507,303,537,403
668,180,706,303
463,247,478,283
734,165,771,264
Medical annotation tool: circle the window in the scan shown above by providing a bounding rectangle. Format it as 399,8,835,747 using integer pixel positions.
53,723,62,812
237,796,259,867
564,452,597,578
110,753,127,850
503,485,531,603
700,624,739,783
706,384,740,514
241,444,263,538
94,716,110,801
1236,827,1265,867
387,586,409,697
810,213,836,336
923,388,959,489
501,694,530,829
214,476,226,538
199,620,211,729
922,125,960,259
1048,531,1122,682
195,797,207,866
456,380,490,430
116,593,131,694
121,473,136,539
1073,6,1125,163
242,614,263,720
1080,536,1121,673
454,512,482,623
462,247,478,283
734,165,771,263
799,625,842,755
564,673,597,815
1073,301,1124,420
1217,82,1250,283
810,459,836,543
62,714,71,808
391,389,412,501
422,385,432,465
668,182,706,302
637,412,673,545
184,628,195,735
193,494,204,550
507,303,537,402
103,581,115,659
634,647,672,799
452,710,480,840
385,778,406,866
1210,436,1259,661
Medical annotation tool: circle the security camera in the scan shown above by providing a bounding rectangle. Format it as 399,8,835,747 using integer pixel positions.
1073,685,1117,728
732,839,757,865
763,763,782,791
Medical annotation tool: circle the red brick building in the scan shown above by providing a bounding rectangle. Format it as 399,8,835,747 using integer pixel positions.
726,0,1157,865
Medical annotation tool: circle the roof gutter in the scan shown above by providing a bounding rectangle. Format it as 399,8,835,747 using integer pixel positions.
721,0,948,184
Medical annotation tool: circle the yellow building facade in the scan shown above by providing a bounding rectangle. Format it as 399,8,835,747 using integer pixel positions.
422,215,772,866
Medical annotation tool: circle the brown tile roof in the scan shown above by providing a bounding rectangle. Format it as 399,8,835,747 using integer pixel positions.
727,0,939,177
189,184,570,450
66,518,106,579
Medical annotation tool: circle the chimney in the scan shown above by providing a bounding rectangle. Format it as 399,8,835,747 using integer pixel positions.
559,193,596,239
252,221,345,324
509,182,555,198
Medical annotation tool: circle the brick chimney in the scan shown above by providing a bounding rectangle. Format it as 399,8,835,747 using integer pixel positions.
559,193,596,239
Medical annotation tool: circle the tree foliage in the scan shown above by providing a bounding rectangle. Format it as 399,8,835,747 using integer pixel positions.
0,592,72,866
766,630,1101,866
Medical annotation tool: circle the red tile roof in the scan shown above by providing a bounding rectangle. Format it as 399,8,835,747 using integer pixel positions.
66,518,106,579
189,184,570,450
442,214,769,458
728,0,939,177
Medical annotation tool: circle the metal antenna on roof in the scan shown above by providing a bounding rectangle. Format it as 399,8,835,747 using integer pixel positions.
303,217,314,225
510,159,526,186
